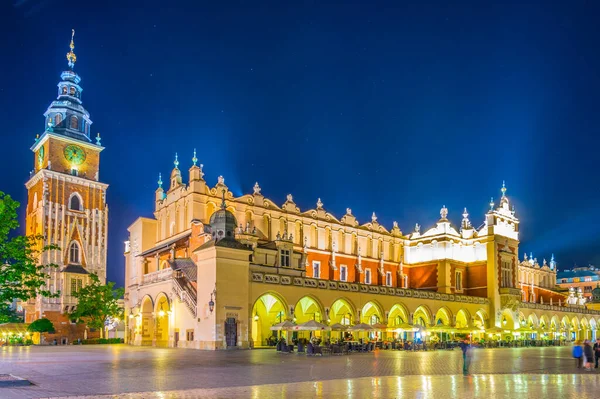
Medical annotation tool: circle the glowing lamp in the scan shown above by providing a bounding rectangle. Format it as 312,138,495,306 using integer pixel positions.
254,314,259,321
158,310,165,317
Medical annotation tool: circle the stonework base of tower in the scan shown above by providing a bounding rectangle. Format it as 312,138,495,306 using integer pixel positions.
36,311,100,344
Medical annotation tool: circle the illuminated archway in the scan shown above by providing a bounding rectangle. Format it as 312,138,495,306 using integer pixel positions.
251,292,288,346
475,309,488,329
140,295,154,346
329,298,356,325
413,305,432,327
294,296,324,323
433,306,452,327
388,303,410,327
360,301,383,325
154,293,171,347
456,309,471,328
500,309,516,330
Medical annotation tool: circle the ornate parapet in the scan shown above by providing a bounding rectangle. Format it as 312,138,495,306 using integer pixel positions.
250,271,489,305
520,301,600,316
499,287,522,311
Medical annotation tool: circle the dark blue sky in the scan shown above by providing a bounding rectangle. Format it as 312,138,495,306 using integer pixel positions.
2,1,600,287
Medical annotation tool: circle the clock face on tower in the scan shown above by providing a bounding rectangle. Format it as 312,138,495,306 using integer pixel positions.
64,144,86,165
37,145,45,167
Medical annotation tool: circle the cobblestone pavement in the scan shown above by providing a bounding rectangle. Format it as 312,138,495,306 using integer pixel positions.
0,345,595,399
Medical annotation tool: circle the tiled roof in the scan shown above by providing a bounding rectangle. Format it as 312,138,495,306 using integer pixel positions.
168,258,197,282
62,264,89,274
193,238,251,252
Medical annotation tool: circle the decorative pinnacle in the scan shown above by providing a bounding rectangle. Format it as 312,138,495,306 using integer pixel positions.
316,198,323,209
220,189,226,210
253,182,261,195
371,212,377,223
192,149,197,166
66,29,77,68
157,173,163,189
462,207,469,220
489,197,494,211
501,180,507,197
174,153,179,168
96,133,101,146
46,117,54,132
440,205,448,220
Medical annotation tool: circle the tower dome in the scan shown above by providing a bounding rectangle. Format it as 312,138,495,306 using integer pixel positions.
206,191,237,240
592,284,600,303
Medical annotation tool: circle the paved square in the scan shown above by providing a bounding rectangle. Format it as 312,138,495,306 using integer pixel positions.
0,345,596,398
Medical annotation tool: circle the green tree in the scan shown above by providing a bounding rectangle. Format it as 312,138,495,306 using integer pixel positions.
69,273,124,337
0,303,22,324
0,191,59,320
28,317,55,334
28,317,55,344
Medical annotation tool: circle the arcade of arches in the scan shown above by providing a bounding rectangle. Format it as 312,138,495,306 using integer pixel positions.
249,289,600,347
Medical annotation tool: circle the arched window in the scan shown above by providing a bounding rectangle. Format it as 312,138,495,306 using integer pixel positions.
55,113,63,126
69,193,82,211
70,87,76,95
70,116,78,129
69,241,80,264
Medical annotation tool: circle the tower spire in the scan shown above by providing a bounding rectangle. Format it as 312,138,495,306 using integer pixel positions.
66,29,77,69
192,149,198,166
174,153,179,169
501,180,507,197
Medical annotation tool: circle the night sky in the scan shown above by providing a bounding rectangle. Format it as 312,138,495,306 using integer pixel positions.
2,1,600,287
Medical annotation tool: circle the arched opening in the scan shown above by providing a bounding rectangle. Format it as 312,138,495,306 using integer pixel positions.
251,292,287,347
69,241,80,264
360,301,384,340
294,296,323,324
70,87,76,95
329,298,355,326
140,296,154,346
69,193,82,211
413,306,432,328
456,309,471,328
62,86,67,95
388,303,410,341
55,113,63,126
155,294,171,347
70,115,78,129
434,307,452,327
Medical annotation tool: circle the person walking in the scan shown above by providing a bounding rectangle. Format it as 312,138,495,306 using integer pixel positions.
593,339,600,369
458,338,472,376
583,340,594,371
572,340,583,369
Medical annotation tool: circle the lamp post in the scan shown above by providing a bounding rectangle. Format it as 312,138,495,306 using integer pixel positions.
208,286,217,314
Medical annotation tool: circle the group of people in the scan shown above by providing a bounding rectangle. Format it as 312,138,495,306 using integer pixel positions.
572,339,600,371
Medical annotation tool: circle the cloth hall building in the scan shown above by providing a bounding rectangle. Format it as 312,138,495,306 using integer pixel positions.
123,157,600,349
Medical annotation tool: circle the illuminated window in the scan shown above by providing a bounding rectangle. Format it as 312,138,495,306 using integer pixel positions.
455,270,463,292
70,87,76,95
71,168,78,176
365,269,371,285
280,249,290,267
70,116,78,129
386,271,392,287
312,261,320,279
340,265,347,282
71,278,77,294
69,242,80,264
55,113,63,126
62,86,67,94
403,275,408,288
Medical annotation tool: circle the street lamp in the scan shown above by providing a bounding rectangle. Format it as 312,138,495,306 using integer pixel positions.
208,286,217,314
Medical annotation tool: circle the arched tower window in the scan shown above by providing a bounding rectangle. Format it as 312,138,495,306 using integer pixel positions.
69,241,81,264
70,116,78,129
55,113,63,126
70,87,76,95
62,86,67,95
69,193,82,211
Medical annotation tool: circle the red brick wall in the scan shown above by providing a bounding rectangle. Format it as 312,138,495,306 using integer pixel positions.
465,263,487,297
40,311,100,344
407,264,437,289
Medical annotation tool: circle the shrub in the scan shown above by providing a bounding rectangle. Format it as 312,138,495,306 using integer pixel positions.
82,338,124,345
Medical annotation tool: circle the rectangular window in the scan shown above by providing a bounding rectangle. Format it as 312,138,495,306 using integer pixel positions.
501,261,513,288
455,270,463,292
71,168,78,176
386,271,392,287
280,249,290,267
77,279,82,292
312,261,320,279
340,265,347,282
403,275,409,288
365,269,371,285
71,278,77,295
186,330,194,341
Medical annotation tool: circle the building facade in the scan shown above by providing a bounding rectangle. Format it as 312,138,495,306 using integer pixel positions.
557,266,600,300
124,159,600,349
23,31,107,343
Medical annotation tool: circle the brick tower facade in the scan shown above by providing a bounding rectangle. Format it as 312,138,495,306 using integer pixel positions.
23,30,108,343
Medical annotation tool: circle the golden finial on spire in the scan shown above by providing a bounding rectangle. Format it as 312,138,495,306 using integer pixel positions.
66,29,77,68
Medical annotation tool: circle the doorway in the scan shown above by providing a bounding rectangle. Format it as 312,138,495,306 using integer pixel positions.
225,318,237,347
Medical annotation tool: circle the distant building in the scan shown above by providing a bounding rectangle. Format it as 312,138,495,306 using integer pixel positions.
557,267,600,299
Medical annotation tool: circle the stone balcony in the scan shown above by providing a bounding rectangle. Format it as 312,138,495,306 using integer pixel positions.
142,268,173,285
